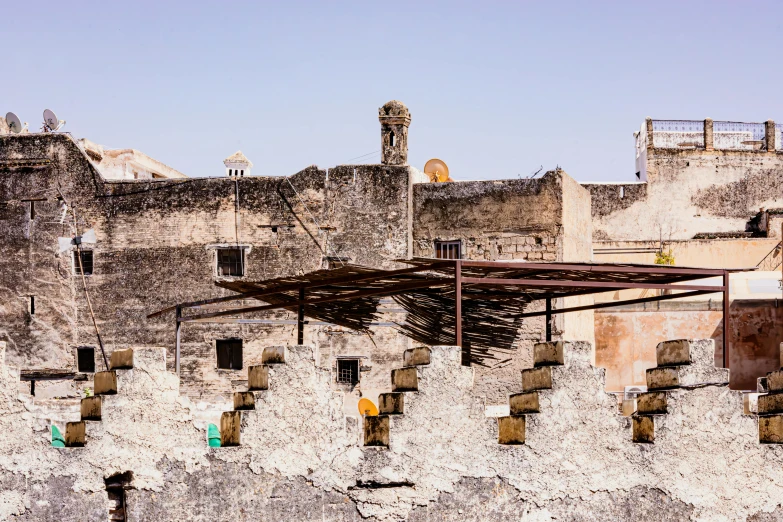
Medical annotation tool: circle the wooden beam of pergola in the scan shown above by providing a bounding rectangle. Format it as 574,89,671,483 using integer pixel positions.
179,279,450,323
147,261,450,319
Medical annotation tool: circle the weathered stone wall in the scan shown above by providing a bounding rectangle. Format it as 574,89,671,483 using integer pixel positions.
0,134,413,407
584,148,783,241
4,341,783,521
411,170,593,401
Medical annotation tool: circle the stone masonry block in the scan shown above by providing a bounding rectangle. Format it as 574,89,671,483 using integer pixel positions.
521,367,552,392
637,392,667,415
109,348,133,370
759,415,783,443
262,346,286,365
220,411,241,447
93,371,117,395
403,346,431,367
65,421,86,447
621,399,637,416
509,392,539,415
647,363,728,390
391,367,418,392
233,391,255,411
247,365,269,391
767,371,783,392
378,392,404,415
647,367,679,389
497,416,525,445
656,340,692,367
80,396,102,421
758,393,783,415
364,415,390,447
534,341,564,367
633,415,654,443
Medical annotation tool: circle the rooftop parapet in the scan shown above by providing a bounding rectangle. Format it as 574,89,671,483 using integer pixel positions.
639,118,780,153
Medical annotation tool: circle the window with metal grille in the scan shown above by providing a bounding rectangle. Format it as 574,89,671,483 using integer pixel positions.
77,346,95,373
216,339,243,370
336,359,360,385
217,248,244,277
434,240,461,260
74,250,93,275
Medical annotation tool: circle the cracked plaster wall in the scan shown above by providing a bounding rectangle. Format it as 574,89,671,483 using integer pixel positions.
2,339,783,520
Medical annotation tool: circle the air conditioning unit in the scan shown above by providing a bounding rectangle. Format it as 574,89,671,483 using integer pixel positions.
624,385,647,401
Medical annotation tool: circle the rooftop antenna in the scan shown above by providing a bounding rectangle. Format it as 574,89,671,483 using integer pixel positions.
5,112,24,133
42,109,65,132
527,165,543,179
424,158,452,182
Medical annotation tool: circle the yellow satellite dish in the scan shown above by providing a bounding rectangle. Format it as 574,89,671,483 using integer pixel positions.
424,158,451,183
358,398,379,416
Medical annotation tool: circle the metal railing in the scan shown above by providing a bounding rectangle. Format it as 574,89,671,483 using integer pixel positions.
756,241,782,271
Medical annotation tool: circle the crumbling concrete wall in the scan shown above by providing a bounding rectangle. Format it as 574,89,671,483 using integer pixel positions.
3,341,783,521
583,148,783,241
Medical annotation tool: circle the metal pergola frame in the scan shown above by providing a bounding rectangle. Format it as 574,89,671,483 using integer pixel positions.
148,259,747,374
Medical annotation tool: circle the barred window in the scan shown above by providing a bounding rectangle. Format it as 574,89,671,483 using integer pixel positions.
434,240,461,260
74,250,93,275
216,339,243,370
336,359,360,385
217,248,244,277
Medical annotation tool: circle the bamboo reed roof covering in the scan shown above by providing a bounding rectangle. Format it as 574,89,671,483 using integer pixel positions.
188,258,751,367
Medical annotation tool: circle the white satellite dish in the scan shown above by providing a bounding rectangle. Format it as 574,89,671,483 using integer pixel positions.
58,229,97,253
6,112,22,134
42,109,65,132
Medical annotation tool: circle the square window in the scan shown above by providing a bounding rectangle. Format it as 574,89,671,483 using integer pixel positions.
336,359,360,385
74,250,93,275
217,248,245,277
434,240,461,260
216,339,243,370
77,346,95,373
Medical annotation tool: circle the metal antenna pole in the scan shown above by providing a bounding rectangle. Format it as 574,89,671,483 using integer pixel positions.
75,241,109,370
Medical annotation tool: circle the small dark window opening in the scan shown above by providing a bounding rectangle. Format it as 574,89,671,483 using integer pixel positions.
240,169,244,176
336,359,360,384
271,226,278,233
29,296,35,315
105,471,133,522
434,240,461,260
216,339,243,370
30,380,35,396
77,347,95,373
535,237,543,245
74,250,93,275
29,201,35,220
217,248,244,277
635,171,641,180
229,169,233,176
389,131,395,147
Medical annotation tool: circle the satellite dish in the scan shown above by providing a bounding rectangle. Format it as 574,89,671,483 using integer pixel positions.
6,112,22,134
357,398,379,416
424,158,451,182
43,109,65,132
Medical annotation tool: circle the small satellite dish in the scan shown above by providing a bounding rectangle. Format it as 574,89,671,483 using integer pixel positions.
424,158,451,182
58,229,97,253
43,109,65,132
6,112,22,134
357,398,379,417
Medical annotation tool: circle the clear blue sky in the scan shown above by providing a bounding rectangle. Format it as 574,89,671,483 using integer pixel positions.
5,1,783,181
